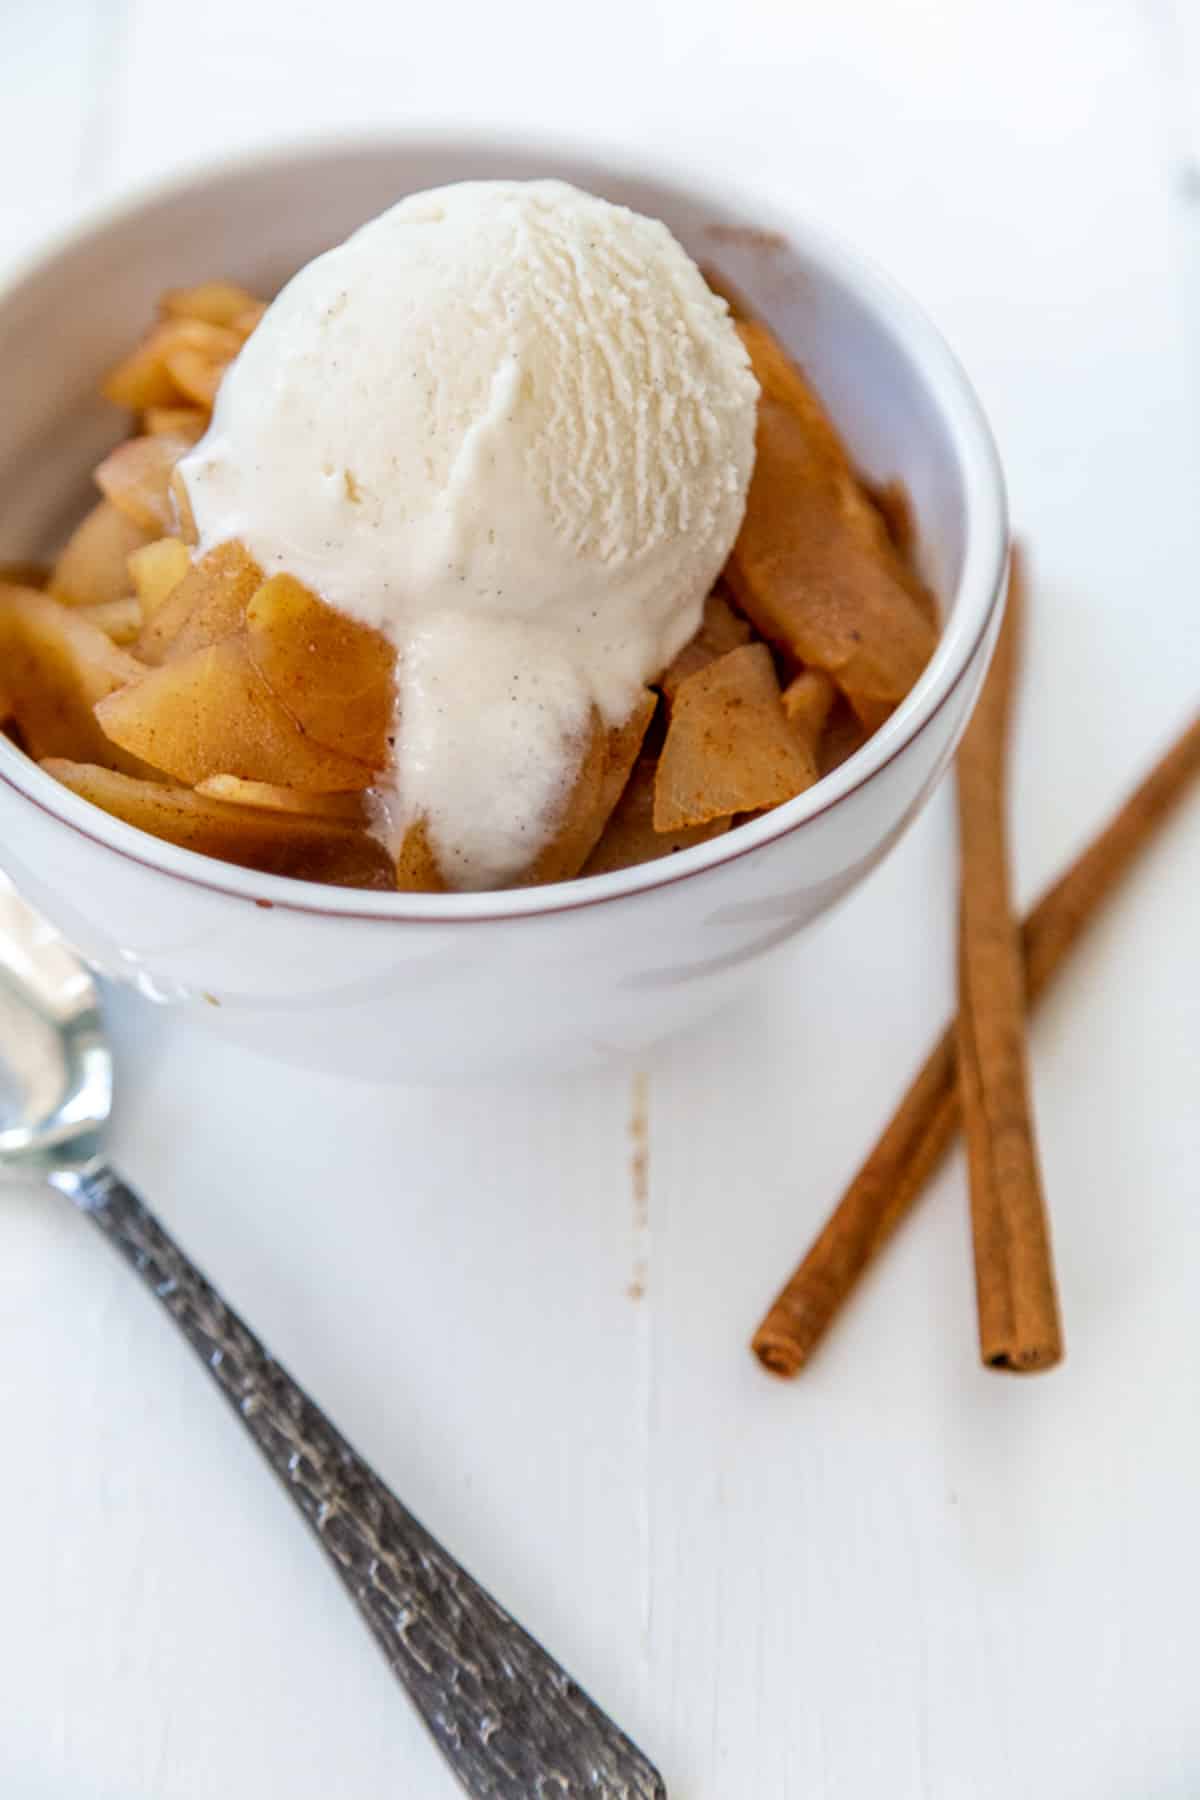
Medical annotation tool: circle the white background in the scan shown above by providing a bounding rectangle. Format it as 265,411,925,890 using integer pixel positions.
2,1,1199,1795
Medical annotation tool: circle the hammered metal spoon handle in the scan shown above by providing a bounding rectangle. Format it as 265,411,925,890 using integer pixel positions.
53,1162,666,1799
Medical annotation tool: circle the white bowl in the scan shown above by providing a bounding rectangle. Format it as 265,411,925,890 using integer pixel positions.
0,135,1007,1080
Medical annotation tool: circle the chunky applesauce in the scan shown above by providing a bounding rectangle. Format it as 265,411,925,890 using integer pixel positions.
0,266,937,892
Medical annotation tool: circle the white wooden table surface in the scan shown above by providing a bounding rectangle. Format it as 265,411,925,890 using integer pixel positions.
2,2,1199,1795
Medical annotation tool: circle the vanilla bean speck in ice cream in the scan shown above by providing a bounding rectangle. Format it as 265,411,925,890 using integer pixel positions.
179,179,759,889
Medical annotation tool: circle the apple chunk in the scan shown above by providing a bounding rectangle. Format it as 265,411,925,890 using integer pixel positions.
95,636,373,791
128,536,191,622
654,642,817,831
657,585,752,701
136,541,262,664
246,573,395,768
94,432,194,535
42,761,394,889
583,756,729,876
0,584,148,767
781,667,836,743
77,598,143,645
102,318,241,413
195,775,364,820
160,282,262,330
143,406,208,442
728,317,937,727
394,817,447,893
48,500,153,608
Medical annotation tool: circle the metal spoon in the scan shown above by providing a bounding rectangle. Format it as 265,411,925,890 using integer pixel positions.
0,875,665,1799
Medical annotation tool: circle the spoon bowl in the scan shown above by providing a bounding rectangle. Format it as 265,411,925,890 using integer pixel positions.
0,874,110,1180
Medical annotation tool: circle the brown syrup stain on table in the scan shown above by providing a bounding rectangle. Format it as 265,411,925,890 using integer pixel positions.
628,1069,650,1300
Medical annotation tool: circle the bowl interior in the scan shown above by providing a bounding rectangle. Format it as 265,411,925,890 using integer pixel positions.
0,136,1004,916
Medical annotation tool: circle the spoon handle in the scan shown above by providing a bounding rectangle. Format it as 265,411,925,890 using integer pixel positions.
55,1161,665,1800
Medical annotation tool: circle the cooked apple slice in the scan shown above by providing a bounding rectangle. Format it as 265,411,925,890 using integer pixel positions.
868,477,919,567
658,585,752,700
48,500,153,607
128,536,191,622
95,635,372,791
817,695,870,776
42,761,394,889
231,302,268,338
654,642,817,832
195,775,365,820
102,323,187,412
136,541,262,664
246,573,395,768
94,432,195,535
727,317,937,728
595,691,660,834
142,405,208,443
160,281,262,329
583,754,729,876
0,584,149,767
781,667,836,762
394,817,447,893
164,321,241,403
77,598,143,645
164,346,227,409
103,318,241,414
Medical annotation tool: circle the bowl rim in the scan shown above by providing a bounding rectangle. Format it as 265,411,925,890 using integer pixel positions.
0,129,1009,925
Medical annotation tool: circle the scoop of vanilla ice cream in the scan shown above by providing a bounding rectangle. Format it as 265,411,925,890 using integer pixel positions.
180,179,758,889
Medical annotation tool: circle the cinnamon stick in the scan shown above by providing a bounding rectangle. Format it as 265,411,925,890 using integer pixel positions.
752,703,1200,1376
955,551,1062,1370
